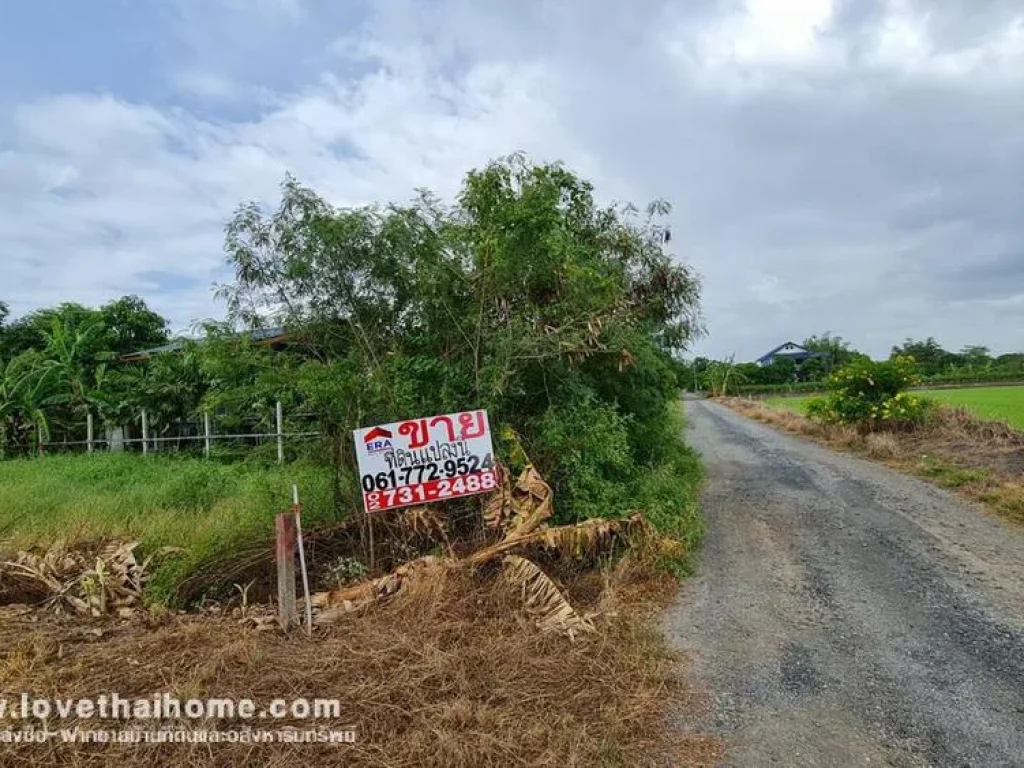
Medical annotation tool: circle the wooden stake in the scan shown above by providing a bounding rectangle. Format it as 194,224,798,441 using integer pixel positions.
86,412,94,455
276,513,297,629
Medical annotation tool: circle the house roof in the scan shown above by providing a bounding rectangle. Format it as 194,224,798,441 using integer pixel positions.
120,326,288,363
756,341,826,365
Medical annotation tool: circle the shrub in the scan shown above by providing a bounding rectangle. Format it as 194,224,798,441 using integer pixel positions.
807,356,931,428
734,381,828,396
534,397,635,522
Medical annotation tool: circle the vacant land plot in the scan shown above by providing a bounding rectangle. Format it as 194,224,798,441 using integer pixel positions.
0,449,719,766
768,385,1024,428
0,454,334,600
0,559,723,767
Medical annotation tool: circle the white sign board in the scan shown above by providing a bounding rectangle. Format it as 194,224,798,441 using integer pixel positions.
353,409,497,513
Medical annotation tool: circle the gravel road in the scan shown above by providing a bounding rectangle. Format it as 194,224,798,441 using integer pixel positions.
665,399,1024,767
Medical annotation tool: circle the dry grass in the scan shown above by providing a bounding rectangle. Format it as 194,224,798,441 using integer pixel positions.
0,557,723,767
723,397,1024,527
928,406,1024,450
982,482,1024,524
864,433,899,459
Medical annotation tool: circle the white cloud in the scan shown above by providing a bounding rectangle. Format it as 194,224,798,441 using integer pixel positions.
705,0,836,66
871,1,1024,81
172,70,238,100
1,0,1023,359
0,38,587,333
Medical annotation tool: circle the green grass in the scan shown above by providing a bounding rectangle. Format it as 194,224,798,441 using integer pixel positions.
767,385,1024,429
916,456,992,489
0,454,336,601
766,395,812,413
918,386,1024,429
0,409,707,599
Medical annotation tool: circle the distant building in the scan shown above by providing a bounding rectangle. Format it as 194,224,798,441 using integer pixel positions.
120,327,290,363
756,341,826,368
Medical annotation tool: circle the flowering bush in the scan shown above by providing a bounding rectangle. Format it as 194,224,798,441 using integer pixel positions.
806,356,931,428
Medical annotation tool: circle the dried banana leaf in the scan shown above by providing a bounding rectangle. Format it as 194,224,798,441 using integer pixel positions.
501,555,594,640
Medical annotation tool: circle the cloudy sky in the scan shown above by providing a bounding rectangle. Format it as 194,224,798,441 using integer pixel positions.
1,0,1022,360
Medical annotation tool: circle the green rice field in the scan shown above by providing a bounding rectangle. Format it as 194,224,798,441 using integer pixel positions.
766,385,1024,429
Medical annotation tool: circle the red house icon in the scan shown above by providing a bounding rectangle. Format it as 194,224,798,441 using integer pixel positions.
363,426,393,443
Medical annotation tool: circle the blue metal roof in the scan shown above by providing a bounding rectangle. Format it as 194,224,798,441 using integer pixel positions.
756,341,826,365
120,326,287,362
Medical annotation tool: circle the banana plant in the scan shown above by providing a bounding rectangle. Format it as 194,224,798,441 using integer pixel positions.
37,315,111,412
0,352,60,454
702,355,746,397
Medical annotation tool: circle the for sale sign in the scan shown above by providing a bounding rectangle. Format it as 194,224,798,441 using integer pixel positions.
353,410,497,513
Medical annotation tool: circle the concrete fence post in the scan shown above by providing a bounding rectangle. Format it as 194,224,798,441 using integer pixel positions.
276,400,284,464
204,411,212,458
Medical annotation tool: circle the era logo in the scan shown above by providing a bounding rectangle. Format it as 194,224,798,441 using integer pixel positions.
363,426,394,454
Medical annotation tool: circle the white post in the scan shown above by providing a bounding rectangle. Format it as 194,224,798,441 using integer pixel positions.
294,485,313,636
86,412,94,455
141,409,149,456
204,411,212,458
276,400,284,464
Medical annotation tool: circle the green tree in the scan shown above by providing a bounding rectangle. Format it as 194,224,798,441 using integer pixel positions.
0,298,172,452
995,353,1024,371
99,295,169,357
764,356,797,384
959,345,992,370
218,156,703,519
890,337,958,375
800,332,867,379
0,303,101,361
734,362,766,386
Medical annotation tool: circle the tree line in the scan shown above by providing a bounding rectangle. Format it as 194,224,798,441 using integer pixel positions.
0,296,171,452
1,156,705,528
681,333,1024,393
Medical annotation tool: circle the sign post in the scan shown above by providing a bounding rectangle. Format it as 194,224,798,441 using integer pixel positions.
353,410,497,513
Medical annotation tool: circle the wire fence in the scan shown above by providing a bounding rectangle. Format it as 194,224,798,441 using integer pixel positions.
39,401,321,463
